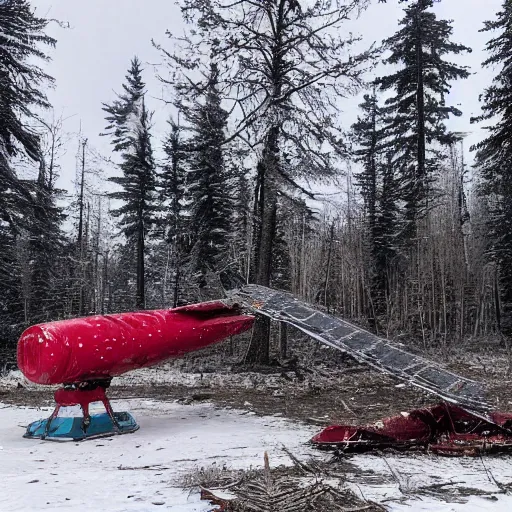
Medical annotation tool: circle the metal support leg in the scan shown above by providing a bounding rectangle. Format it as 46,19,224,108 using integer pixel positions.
102,397,121,432
42,405,61,440
80,404,91,433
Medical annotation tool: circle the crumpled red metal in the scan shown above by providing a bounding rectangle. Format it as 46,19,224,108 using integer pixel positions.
311,403,512,456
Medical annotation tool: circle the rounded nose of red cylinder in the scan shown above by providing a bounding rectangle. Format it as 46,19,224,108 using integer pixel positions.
17,324,71,385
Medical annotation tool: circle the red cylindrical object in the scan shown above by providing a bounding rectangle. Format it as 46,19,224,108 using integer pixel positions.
17,302,253,385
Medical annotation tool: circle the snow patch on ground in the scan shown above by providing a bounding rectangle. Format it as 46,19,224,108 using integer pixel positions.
347,453,512,511
3,399,512,511
0,399,317,511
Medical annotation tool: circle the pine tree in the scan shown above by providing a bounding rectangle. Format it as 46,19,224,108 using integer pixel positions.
352,89,394,317
374,153,401,300
27,159,66,323
377,0,471,240
160,119,188,307
472,0,512,322
24,116,69,323
0,0,55,168
102,58,157,310
232,170,251,281
184,63,233,289
352,89,384,258
161,121,186,244
271,211,292,292
103,58,145,152
0,1,56,343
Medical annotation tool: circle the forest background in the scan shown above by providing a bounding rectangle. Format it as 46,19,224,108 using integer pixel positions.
1,0,511,365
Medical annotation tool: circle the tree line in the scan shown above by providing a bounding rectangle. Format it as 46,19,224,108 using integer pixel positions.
1,0,512,364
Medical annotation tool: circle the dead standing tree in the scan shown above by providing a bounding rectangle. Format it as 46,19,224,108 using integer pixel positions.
159,0,377,363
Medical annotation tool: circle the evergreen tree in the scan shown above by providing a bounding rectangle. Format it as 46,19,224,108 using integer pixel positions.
160,119,188,307
352,89,384,258
0,227,23,344
184,63,233,289
0,0,55,169
352,89,394,316
271,210,292,292
102,58,157,310
27,159,66,323
232,170,251,281
0,0,56,343
24,116,69,323
374,153,401,300
472,0,512,318
161,121,186,245
103,58,145,152
377,0,471,240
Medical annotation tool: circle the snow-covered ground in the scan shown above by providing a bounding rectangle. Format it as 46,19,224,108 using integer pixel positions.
347,452,512,511
2,397,512,511
0,399,317,511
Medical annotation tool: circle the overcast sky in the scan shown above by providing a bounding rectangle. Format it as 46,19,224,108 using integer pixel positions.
31,0,504,194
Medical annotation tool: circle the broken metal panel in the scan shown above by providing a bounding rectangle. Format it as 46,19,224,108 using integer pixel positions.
324,323,359,341
228,285,493,414
415,367,460,390
302,312,340,332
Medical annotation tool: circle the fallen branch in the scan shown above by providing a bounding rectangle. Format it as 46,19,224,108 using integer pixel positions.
197,452,383,511
117,464,170,471
339,398,357,416
417,481,464,491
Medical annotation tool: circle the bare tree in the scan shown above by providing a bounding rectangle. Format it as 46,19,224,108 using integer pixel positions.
156,0,377,363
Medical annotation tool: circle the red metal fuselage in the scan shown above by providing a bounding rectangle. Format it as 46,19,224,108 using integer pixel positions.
17,301,253,385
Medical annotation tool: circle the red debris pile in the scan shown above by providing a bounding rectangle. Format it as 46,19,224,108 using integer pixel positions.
311,402,512,456
200,489,234,511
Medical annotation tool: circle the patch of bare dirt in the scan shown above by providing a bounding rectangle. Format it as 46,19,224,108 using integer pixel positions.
0,367,432,429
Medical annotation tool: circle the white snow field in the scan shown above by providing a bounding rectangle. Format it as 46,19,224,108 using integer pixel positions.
0,399,317,511
1,398,512,511
0,399,313,512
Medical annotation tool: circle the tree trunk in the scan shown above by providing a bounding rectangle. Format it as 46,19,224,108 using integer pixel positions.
173,245,180,308
324,221,335,313
279,321,288,360
78,139,87,316
245,127,280,364
414,3,426,238
245,314,271,365
136,211,145,310
244,2,285,364
250,161,265,283
245,183,277,364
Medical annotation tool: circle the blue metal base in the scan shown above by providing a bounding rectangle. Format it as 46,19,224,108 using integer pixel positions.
24,411,139,441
